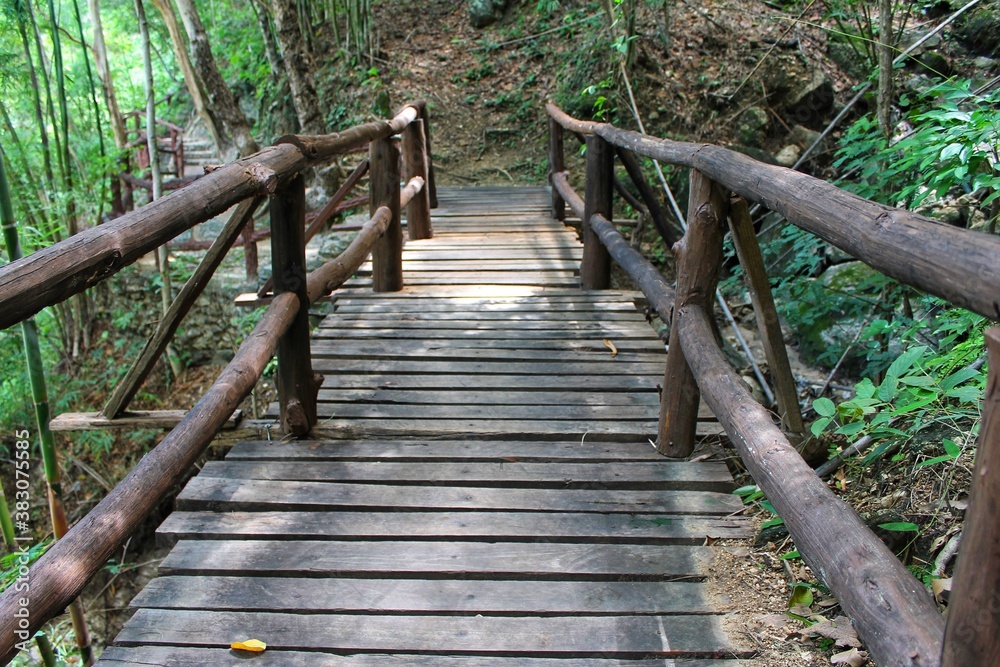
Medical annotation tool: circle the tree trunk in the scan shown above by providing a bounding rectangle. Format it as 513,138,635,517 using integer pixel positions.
877,0,893,139
87,0,128,151
149,0,232,159
251,0,286,80
271,0,324,135
174,0,260,158
13,1,55,193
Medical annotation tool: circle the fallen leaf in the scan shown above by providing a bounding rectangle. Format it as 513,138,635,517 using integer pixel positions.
831,647,868,666
231,639,267,653
808,615,861,647
603,339,618,357
932,577,952,605
501,457,519,462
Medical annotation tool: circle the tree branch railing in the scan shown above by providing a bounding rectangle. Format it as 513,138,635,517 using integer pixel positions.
547,102,1000,667
0,102,434,660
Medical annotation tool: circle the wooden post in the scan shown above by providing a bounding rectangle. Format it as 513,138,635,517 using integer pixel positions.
658,169,729,456
402,118,432,240
369,136,403,292
615,146,680,246
271,174,319,436
103,198,263,418
416,103,438,208
728,196,806,439
548,117,566,222
942,328,1000,666
580,134,612,290
243,211,259,284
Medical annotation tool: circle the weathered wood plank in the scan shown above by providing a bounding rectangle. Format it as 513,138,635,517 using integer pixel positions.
130,576,721,614
311,403,660,421
112,609,746,657
195,461,735,489
224,439,668,461
315,389,664,406
307,419,725,440
313,329,660,341
314,374,659,390
175,478,742,515
49,410,241,432
156,510,749,545
97,646,743,667
311,359,664,376
158,539,719,579
312,347,663,363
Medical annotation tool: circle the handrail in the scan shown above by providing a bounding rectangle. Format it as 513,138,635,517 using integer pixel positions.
0,173,426,661
546,103,1000,322
543,104,1000,666
0,103,427,331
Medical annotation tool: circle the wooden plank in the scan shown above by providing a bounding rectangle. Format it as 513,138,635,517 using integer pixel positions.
314,374,660,390
312,338,662,353
195,461,735,489
315,322,655,335
314,389,663,406
346,276,582,287
330,288,643,300
130,576,721,614
310,404,661,421
331,302,639,314
97,646,743,667
224,439,668,461
313,330,660,341
158,539,720,579
310,359,664,376
112,609,745,657
307,420,725,440
175,478,743,515
312,347,663,363
49,409,242,432
156,510,749,545
327,310,643,321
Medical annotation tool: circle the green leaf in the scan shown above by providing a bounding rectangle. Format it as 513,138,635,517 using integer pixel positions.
761,516,785,530
887,347,928,379
878,522,919,532
813,397,836,417
945,386,982,403
890,394,937,416
943,439,961,457
788,583,814,609
835,421,866,437
781,550,801,560
811,417,833,437
941,368,981,390
855,379,876,399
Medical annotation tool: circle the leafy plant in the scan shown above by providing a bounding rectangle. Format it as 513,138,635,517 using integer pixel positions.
835,80,1000,222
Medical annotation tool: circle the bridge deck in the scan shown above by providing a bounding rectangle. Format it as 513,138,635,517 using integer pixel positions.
98,187,753,665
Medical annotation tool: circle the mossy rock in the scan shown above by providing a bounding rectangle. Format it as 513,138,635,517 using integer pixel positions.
734,107,769,148
957,1,1000,56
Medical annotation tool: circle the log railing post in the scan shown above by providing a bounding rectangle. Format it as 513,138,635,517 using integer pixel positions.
369,136,403,292
728,196,805,440
942,327,1000,666
271,174,319,436
658,169,729,456
415,103,438,208
402,118,432,240
580,134,612,290
548,117,566,221
615,146,680,246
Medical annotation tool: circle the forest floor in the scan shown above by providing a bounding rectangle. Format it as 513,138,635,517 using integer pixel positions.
16,0,986,664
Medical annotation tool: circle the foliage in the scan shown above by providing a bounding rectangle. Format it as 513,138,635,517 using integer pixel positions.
811,306,986,465
835,80,1000,217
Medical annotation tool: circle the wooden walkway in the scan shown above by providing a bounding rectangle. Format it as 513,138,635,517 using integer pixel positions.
98,187,753,665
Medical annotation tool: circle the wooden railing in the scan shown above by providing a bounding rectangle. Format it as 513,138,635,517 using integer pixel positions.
546,103,1000,667
0,101,436,661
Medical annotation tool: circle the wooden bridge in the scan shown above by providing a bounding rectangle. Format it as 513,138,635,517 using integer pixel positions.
97,185,753,664
1,101,999,666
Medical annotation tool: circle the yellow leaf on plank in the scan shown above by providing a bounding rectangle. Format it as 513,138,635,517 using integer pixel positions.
602,339,618,358
231,639,267,652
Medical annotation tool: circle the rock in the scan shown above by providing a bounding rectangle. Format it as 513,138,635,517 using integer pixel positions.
899,28,942,53
974,56,1000,70
468,0,507,29
735,106,769,148
791,124,821,149
782,68,834,129
827,40,868,80
915,51,953,78
775,144,801,167
957,2,1000,56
